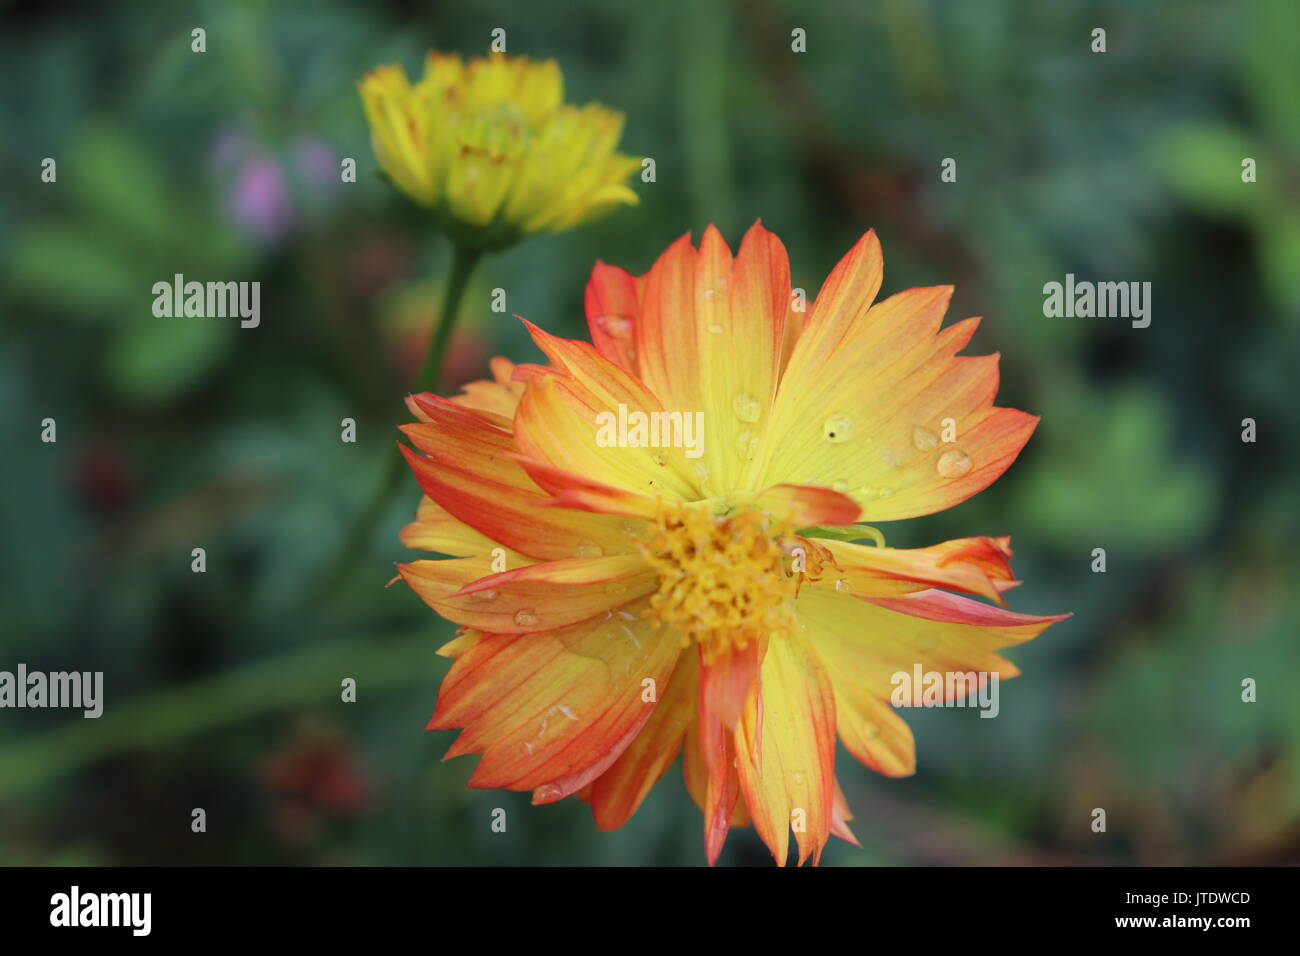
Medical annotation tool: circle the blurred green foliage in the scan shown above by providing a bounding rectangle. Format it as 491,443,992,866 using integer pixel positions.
0,0,1297,866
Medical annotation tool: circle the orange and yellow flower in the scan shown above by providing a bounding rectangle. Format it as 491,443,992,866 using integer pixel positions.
359,51,640,249
395,222,1068,865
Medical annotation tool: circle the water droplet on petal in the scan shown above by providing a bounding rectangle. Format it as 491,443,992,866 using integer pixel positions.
514,608,540,627
573,540,603,558
707,322,724,334
735,430,758,461
468,588,498,603
876,486,894,498
700,288,716,302
792,771,806,787
732,392,761,423
936,448,972,478
595,315,632,339
831,479,849,493
863,723,880,740
651,450,668,467
912,426,938,452
834,578,852,593
604,582,628,595
823,414,854,443
533,784,563,802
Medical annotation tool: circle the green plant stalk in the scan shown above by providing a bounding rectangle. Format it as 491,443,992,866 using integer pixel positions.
0,627,440,797
415,243,482,394
318,242,482,595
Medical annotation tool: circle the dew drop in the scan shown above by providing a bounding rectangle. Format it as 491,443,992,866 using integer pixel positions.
514,608,540,627
605,582,628,595
834,578,852,593
912,426,938,452
595,315,632,339
823,414,854,443
732,392,761,423
831,479,849,493
863,723,880,740
734,430,759,461
876,486,894,498
700,288,716,302
792,771,806,787
707,322,724,334
468,588,498,603
573,540,603,559
936,448,972,478
651,450,669,467
533,784,563,802
693,462,711,482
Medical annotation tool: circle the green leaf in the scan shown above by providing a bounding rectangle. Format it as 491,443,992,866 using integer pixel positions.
1150,123,1263,218
8,225,138,316
1019,383,1216,551
103,314,234,404
68,123,176,242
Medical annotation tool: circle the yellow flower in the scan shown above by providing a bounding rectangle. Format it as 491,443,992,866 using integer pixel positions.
359,52,640,248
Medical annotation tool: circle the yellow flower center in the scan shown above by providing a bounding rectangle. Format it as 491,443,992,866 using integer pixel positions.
640,503,799,663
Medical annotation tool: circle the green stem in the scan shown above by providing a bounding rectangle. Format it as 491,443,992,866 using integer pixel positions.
317,242,482,596
416,243,482,394
0,627,438,797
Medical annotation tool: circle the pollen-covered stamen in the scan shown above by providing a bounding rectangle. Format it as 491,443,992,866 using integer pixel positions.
640,502,798,663
782,535,837,596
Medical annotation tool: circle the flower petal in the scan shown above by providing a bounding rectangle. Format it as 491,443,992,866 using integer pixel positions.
580,649,698,830
830,778,861,847
448,356,525,420
682,710,750,863
394,555,516,606
733,634,837,866
818,535,1018,604
630,223,792,496
399,395,633,561
757,255,1037,519
510,324,700,499
509,453,661,519
584,261,644,374
400,495,520,558
798,585,1067,777
431,599,682,792
699,640,765,729
409,554,658,633
694,691,746,864
751,483,861,528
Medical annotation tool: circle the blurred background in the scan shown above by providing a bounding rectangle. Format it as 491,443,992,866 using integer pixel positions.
1,0,1297,866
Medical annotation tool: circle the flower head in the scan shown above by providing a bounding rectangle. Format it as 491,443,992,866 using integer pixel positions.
396,223,1068,864
359,52,640,249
